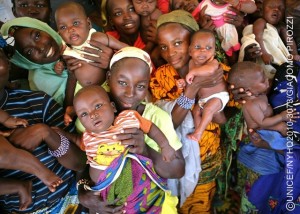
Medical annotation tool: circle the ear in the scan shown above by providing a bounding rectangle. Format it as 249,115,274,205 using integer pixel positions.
87,17,92,29
111,102,117,113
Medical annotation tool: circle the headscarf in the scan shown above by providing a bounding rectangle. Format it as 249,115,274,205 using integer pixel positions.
157,9,199,32
110,47,153,73
0,17,68,105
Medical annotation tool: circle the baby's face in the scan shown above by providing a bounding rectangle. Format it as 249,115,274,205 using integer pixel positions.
132,0,157,16
263,0,284,25
248,69,270,95
56,5,91,46
74,88,115,133
189,32,215,66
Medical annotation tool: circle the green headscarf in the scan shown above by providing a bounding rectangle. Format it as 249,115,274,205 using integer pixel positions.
1,17,68,105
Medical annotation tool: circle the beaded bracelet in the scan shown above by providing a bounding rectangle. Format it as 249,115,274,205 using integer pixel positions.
48,132,70,158
76,179,90,190
176,93,195,110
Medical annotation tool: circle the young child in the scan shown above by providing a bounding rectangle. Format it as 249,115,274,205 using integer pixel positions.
192,0,257,56
176,29,229,141
54,1,128,124
253,0,300,65
11,0,51,25
0,111,62,192
228,61,299,150
73,85,176,183
132,0,162,54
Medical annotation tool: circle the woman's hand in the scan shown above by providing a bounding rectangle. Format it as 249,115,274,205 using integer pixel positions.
188,64,224,89
243,43,262,61
198,5,215,31
113,128,147,156
78,187,124,214
63,39,114,72
223,6,244,27
228,84,252,104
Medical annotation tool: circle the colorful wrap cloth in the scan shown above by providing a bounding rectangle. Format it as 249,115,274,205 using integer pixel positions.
85,149,168,213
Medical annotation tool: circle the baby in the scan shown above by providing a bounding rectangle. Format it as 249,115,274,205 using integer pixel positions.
54,1,127,124
73,85,176,183
228,61,299,150
132,0,162,53
192,0,256,56
253,0,300,64
0,110,62,192
177,29,229,141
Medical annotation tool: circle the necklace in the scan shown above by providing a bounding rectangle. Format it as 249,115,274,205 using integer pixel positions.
0,90,8,109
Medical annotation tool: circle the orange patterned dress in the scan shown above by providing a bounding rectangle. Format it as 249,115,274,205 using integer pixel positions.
150,64,223,214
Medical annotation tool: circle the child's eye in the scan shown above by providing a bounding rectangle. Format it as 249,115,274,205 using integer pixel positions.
20,3,28,7
160,45,167,51
206,46,212,50
129,6,135,12
174,41,182,47
73,21,80,26
95,104,103,110
137,85,146,89
59,26,67,30
36,4,46,8
115,12,122,17
81,112,87,117
35,32,40,41
118,81,127,86
194,45,200,49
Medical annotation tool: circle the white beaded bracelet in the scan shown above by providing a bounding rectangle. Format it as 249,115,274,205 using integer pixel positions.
48,132,70,158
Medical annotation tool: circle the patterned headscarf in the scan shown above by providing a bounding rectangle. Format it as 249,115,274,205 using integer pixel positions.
109,47,153,73
157,9,199,32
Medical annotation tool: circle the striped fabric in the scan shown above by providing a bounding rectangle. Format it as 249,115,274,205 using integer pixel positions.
82,110,152,170
0,89,75,213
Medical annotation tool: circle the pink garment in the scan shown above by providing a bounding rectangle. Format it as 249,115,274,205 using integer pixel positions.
192,0,240,56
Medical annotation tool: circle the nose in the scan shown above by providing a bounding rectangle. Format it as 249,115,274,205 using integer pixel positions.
141,2,148,9
167,46,176,57
67,26,76,33
27,4,38,14
123,12,132,20
124,86,134,97
90,111,99,119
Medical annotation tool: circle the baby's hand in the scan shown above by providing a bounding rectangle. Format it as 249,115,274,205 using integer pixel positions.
261,53,273,65
280,109,299,122
176,79,186,89
54,61,65,75
3,116,28,128
161,145,176,162
185,73,195,85
64,106,76,126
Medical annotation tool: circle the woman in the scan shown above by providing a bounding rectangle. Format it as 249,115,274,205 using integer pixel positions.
77,47,185,214
150,10,226,213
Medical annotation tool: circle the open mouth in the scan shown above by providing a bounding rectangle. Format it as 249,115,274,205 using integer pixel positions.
124,22,135,29
46,47,54,58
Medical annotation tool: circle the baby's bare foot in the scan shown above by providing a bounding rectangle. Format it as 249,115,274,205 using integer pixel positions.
38,170,62,192
18,180,32,211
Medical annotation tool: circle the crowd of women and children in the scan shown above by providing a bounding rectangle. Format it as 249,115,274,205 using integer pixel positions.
0,0,299,213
